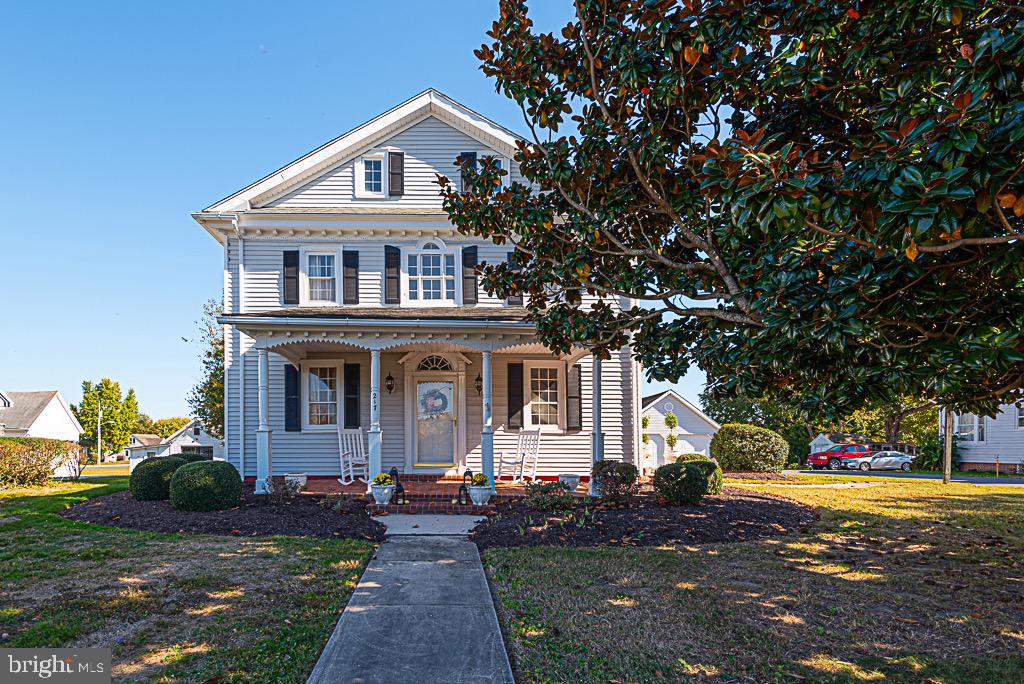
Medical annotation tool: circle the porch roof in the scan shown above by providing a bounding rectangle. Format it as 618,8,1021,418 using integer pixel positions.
224,306,530,323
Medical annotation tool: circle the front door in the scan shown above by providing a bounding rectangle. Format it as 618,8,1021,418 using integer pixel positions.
415,379,456,465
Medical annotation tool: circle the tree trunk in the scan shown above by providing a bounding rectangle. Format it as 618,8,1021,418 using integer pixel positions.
884,414,901,444
943,410,953,485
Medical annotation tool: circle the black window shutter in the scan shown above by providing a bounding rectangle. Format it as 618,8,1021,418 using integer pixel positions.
343,363,360,429
506,251,523,306
343,250,359,305
388,151,404,196
507,362,523,430
384,246,400,304
284,364,300,432
460,151,477,189
566,364,583,430
461,246,478,305
283,250,299,305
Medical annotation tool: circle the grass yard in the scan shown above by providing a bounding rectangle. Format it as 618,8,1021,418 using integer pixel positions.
82,464,130,476
0,477,373,682
484,482,1024,683
726,474,908,485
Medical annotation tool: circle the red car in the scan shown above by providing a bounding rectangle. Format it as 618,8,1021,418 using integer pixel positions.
807,444,871,470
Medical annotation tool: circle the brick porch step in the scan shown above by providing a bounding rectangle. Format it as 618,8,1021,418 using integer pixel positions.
368,501,496,515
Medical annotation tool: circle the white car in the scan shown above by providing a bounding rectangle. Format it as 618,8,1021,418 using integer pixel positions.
841,450,913,472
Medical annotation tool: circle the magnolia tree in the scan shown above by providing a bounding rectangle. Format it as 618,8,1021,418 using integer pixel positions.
440,0,1024,418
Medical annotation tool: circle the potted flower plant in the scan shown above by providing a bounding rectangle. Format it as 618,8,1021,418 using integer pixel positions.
370,473,395,505
469,473,492,505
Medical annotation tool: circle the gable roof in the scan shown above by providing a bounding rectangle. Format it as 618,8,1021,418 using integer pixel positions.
162,419,205,445
641,390,720,431
198,89,522,214
131,434,162,447
0,391,83,434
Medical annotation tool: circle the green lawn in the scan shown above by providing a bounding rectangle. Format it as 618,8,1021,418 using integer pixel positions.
0,478,373,682
82,464,130,476
484,482,1024,683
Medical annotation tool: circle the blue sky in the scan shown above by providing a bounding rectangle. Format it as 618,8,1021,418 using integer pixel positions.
0,1,704,418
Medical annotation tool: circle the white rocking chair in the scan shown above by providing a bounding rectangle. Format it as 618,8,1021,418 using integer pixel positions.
337,428,369,485
498,430,541,483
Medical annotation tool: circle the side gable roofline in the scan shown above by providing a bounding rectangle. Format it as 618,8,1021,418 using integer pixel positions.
200,88,522,214
161,418,199,445
642,389,721,431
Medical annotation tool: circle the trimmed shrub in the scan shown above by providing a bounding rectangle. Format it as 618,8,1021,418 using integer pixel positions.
180,452,213,464
169,461,242,512
710,424,789,473
674,453,724,494
130,457,186,501
653,461,718,505
0,438,83,488
592,460,639,504
523,480,574,511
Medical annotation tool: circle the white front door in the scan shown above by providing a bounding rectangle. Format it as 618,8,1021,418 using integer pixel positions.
414,377,457,466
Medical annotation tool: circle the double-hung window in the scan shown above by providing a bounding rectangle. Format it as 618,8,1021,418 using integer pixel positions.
1017,404,1024,430
958,413,985,442
363,158,382,193
307,253,337,303
407,242,455,301
355,151,387,198
307,366,338,426
523,361,564,430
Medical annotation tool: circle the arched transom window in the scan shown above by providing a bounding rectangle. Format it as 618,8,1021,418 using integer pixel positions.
417,355,454,371
408,241,455,301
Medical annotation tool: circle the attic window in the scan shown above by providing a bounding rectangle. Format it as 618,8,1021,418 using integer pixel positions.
355,152,387,199
364,158,382,193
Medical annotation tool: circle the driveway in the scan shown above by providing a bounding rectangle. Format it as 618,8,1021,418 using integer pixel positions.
784,469,1024,486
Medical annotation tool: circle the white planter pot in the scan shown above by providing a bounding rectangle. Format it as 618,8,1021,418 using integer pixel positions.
469,485,492,506
558,474,581,491
371,485,394,505
284,473,307,490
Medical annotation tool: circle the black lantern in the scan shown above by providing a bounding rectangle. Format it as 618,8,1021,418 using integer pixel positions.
474,373,483,395
458,468,472,505
384,373,396,394
391,467,405,506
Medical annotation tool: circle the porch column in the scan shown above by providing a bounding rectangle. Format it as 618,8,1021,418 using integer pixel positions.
589,355,604,496
255,347,272,494
367,349,383,492
481,351,494,491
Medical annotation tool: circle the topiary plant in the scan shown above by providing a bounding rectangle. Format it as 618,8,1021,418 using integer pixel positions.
169,460,242,512
710,424,789,473
591,460,639,505
665,433,678,450
653,461,718,505
129,457,186,501
674,453,724,494
664,411,678,430
180,452,212,464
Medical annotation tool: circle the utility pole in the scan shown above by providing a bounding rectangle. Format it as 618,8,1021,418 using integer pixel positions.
942,408,953,485
97,402,103,466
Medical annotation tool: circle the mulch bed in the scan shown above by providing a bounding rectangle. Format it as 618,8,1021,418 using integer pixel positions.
60,490,386,541
471,487,817,550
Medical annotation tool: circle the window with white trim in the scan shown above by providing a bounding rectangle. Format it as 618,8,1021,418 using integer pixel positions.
355,151,387,198
307,253,337,303
523,361,565,429
958,413,985,442
1016,404,1024,430
307,366,338,426
407,242,456,301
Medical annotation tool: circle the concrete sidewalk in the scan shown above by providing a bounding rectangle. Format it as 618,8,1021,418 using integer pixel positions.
307,529,514,683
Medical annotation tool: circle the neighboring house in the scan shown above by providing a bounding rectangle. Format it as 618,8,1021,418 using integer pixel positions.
0,390,83,442
126,420,224,472
193,89,641,490
941,405,1024,472
640,390,719,473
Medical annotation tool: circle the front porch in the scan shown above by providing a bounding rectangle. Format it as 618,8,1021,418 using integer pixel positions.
222,308,614,495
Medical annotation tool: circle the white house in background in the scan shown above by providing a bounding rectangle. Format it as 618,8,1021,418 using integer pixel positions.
941,405,1024,472
126,420,224,472
0,390,83,442
640,390,719,474
192,89,641,491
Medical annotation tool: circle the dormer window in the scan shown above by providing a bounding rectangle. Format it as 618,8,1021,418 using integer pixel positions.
407,241,456,301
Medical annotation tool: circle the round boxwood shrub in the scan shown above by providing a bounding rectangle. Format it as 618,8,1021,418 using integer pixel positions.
653,461,718,505
710,424,789,473
591,460,639,504
180,452,212,464
169,461,242,512
129,457,186,501
674,453,724,494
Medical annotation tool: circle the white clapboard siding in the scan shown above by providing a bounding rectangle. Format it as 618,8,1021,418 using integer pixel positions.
265,116,528,208
957,405,1024,464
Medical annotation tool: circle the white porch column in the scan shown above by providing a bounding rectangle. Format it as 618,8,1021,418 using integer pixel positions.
367,349,383,492
481,351,494,491
255,347,272,494
589,355,604,496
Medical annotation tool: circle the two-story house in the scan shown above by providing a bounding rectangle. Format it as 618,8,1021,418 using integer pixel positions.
193,90,641,492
